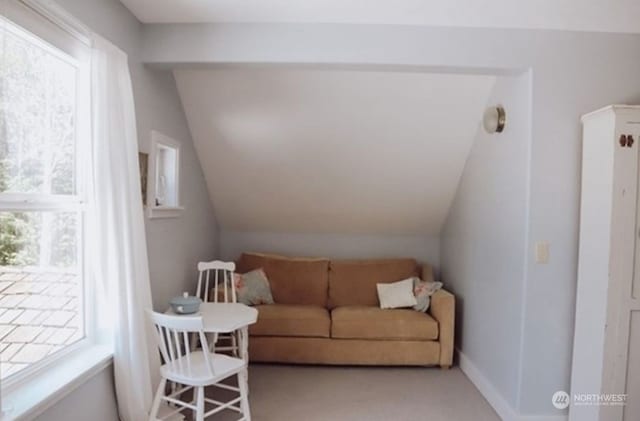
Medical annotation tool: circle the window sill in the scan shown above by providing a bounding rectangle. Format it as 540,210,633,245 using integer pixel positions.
1,344,113,421
147,206,184,219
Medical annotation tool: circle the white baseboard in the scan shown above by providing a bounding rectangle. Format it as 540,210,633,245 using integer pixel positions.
517,414,567,421
457,349,567,421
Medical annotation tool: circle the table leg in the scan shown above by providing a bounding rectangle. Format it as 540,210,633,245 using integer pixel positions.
239,327,249,362
239,326,249,395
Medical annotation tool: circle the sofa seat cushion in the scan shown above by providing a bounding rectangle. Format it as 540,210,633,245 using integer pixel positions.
251,304,331,338
331,306,438,340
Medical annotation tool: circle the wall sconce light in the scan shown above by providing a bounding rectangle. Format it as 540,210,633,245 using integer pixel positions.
483,105,506,134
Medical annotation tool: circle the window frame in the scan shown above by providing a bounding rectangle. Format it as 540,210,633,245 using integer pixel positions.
148,130,184,219
0,0,97,392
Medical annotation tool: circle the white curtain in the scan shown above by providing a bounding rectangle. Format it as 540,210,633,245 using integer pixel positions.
88,34,159,421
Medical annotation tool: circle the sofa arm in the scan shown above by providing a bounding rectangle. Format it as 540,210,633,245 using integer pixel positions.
430,289,455,368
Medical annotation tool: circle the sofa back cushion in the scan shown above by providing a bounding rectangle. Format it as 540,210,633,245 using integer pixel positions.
328,258,419,308
236,252,329,307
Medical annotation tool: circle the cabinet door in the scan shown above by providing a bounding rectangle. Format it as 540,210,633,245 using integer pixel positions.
601,127,638,421
624,312,640,420
622,131,640,421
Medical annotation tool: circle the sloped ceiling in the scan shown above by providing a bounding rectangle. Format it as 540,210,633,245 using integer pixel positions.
120,0,640,34
175,68,495,235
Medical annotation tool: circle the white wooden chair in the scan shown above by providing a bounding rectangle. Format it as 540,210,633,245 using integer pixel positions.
148,311,251,421
195,260,239,356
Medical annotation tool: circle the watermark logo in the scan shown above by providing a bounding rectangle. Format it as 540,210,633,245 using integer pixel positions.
552,391,570,409
552,391,627,409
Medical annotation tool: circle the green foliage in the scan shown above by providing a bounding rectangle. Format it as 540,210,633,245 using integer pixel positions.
0,24,78,269
0,213,23,265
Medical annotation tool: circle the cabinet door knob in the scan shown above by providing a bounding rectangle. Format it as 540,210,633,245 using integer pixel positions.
620,134,628,147
627,135,634,147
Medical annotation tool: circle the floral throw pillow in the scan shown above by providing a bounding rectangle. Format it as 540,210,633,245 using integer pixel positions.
233,268,275,306
412,277,443,312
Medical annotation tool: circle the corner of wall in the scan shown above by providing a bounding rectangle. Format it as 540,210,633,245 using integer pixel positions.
440,73,533,414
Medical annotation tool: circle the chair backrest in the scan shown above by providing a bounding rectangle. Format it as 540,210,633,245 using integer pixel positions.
196,260,237,303
148,310,215,378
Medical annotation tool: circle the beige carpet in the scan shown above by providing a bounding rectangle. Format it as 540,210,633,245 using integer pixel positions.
199,364,500,421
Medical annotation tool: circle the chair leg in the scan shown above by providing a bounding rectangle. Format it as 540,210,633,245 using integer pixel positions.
190,332,199,350
231,331,239,357
149,378,166,421
238,369,251,421
195,386,205,421
208,332,218,353
168,380,178,406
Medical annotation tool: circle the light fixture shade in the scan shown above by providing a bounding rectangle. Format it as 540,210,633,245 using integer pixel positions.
483,105,506,134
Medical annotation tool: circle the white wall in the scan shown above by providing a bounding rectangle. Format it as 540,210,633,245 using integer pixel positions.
33,367,119,421
29,0,219,419
220,230,440,271
441,73,531,413
19,11,640,419
175,68,494,238
141,23,640,416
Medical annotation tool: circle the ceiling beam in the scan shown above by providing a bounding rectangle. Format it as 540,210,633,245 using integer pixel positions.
140,23,535,74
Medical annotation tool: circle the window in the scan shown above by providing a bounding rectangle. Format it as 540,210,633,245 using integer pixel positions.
0,8,91,384
148,131,183,218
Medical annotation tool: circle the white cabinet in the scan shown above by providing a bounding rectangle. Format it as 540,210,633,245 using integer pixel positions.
570,105,640,421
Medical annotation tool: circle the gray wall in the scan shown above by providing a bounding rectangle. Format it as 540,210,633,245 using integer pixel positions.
33,0,219,419
140,23,640,416
441,73,531,410
33,367,119,421
220,230,440,271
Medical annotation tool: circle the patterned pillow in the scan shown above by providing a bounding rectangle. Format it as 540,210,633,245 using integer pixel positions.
412,277,443,312
234,268,275,306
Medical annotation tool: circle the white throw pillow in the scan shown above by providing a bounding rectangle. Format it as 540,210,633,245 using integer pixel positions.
377,278,418,309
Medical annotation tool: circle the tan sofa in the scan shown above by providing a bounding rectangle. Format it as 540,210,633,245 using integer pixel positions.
235,253,455,368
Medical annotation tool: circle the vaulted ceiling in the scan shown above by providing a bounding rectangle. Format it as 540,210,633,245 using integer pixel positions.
120,0,640,33
175,68,495,235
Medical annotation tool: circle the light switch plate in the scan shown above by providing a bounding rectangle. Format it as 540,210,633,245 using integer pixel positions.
535,242,550,264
